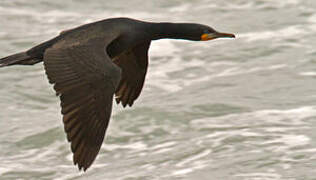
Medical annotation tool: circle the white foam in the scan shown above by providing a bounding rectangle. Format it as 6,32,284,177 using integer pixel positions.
308,10,316,20
214,0,301,11
0,7,80,21
147,40,242,92
215,64,287,77
259,0,301,8
172,162,207,176
172,168,193,176
0,31,7,38
55,173,83,180
255,106,316,123
152,148,173,154
148,40,210,92
150,141,176,150
102,141,147,151
262,134,310,148
192,106,316,151
0,167,12,175
176,149,211,167
235,172,283,179
215,1,255,10
267,64,288,70
169,4,190,13
241,26,303,42
299,72,316,76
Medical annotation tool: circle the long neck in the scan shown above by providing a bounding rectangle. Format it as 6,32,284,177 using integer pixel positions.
146,22,194,40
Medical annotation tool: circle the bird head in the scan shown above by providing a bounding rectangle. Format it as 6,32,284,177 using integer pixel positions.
199,25,235,41
158,23,236,41
145,21,235,41
178,24,235,41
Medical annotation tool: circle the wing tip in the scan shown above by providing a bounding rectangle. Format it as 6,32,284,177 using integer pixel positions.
73,155,91,172
115,97,134,108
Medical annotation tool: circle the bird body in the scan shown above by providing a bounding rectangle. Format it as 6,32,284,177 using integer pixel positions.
0,17,235,171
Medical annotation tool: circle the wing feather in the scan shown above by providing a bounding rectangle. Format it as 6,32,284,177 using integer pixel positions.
114,41,150,107
43,37,121,171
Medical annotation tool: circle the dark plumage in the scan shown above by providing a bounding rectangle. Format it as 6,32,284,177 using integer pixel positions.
0,17,235,171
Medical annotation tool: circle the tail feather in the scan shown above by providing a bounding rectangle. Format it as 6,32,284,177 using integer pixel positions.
0,52,41,67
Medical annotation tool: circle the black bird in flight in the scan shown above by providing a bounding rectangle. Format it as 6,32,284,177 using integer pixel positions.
0,17,235,171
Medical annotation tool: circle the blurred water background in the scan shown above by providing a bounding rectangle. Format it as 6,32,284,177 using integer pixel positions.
0,0,316,179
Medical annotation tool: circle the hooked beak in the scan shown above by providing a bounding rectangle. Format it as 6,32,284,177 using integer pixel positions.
201,32,235,41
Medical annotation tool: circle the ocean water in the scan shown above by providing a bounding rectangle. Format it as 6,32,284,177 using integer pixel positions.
0,0,316,179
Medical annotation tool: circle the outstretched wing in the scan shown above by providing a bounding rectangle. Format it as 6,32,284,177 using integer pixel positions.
43,38,121,171
113,41,150,107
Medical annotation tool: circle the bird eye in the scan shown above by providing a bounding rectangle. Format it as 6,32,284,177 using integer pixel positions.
203,30,209,34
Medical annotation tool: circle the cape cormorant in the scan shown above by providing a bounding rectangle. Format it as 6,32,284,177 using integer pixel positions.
0,17,235,171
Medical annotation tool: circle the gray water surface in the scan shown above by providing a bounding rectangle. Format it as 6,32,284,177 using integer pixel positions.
0,0,316,179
